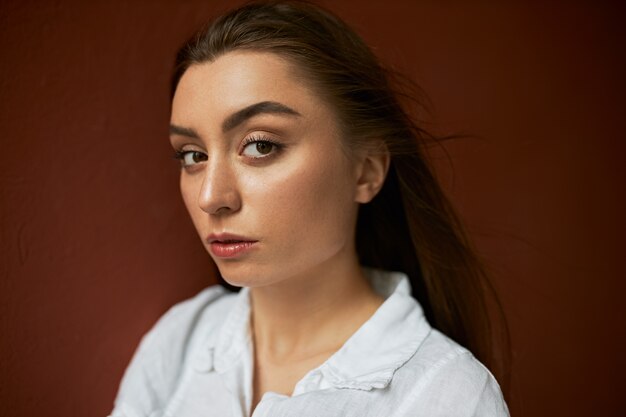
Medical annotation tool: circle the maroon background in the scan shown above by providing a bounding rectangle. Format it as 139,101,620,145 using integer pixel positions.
1,1,625,416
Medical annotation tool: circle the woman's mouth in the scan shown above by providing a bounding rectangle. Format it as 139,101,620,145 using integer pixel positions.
207,234,258,259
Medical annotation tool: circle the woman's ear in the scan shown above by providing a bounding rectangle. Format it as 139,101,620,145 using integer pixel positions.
354,143,390,204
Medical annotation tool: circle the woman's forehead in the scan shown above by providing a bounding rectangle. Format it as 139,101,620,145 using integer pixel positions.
171,51,335,129
176,52,307,101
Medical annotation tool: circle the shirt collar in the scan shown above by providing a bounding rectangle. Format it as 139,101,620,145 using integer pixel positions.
205,269,431,391
317,269,431,390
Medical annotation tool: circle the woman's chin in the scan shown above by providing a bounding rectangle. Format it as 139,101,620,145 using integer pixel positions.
216,262,272,288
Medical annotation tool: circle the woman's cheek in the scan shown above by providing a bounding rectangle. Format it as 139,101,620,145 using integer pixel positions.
252,155,352,249
252,156,329,217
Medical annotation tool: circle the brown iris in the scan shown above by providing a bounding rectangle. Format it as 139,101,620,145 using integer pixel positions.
192,151,207,163
256,142,273,155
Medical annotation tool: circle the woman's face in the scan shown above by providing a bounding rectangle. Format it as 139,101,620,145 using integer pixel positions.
170,51,362,288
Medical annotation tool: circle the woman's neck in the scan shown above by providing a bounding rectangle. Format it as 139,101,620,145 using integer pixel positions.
249,254,383,363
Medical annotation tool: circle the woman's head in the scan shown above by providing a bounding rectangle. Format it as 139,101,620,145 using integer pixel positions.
171,0,509,389
171,0,423,280
170,50,388,287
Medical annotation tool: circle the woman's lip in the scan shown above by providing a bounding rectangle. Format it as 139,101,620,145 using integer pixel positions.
206,233,258,258
209,240,258,258
207,233,256,243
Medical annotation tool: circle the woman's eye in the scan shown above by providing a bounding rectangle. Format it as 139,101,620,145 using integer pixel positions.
175,150,207,167
242,141,276,158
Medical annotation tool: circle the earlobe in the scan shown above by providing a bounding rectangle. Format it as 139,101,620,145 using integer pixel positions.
354,144,390,204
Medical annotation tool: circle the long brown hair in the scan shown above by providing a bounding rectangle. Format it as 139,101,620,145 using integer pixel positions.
172,0,510,390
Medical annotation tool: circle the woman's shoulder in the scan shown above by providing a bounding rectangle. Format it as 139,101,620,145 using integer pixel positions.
111,285,239,414
396,329,509,416
404,328,487,375
394,329,509,416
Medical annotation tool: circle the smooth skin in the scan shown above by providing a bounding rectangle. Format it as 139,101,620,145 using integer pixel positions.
170,51,389,412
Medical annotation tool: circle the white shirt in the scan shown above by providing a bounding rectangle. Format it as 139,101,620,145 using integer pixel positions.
109,269,509,417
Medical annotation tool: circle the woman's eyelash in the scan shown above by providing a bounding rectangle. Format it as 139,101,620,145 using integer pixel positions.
241,134,283,148
240,134,285,159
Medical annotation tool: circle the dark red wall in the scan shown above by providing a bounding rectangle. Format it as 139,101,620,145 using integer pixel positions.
1,1,624,416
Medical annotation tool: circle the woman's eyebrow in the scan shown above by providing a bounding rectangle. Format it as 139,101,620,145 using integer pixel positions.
169,101,300,138
169,124,199,138
222,101,301,132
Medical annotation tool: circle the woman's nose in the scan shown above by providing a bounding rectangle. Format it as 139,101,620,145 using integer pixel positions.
198,159,242,215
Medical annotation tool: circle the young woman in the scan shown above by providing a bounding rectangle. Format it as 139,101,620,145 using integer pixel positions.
110,2,509,416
